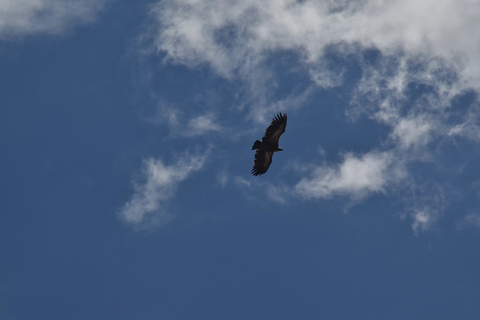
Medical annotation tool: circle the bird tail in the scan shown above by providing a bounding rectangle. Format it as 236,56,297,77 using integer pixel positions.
252,140,262,150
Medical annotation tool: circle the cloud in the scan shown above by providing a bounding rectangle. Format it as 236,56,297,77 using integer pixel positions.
149,0,480,88
0,0,106,39
144,100,225,137
391,116,434,150
146,0,480,231
459,213,480,229
186,114,223,136
216,170,228,187
411,207,439,234
148,0,480,143
294,151,404,200
234,176,251,189
119,150,209,228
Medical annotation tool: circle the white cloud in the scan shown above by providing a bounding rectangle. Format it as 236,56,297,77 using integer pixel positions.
266,184,289,204
149,0,480,144
150,0,480,88
294,151,404,200
186,114,223,136
119,150,209,228
447,108,480,142
0,0,106,38
391,116,434,149
411,208,438,234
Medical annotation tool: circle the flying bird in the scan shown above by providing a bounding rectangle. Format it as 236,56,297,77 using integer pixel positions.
251,112,287,176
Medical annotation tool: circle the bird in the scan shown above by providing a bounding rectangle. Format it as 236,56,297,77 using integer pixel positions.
251,112,287,176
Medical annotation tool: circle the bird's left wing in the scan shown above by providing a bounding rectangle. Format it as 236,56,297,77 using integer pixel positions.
252,150,273,176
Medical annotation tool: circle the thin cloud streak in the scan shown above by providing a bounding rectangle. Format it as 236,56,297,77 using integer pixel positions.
0,0,107,39
119,149,209,228
459,213,480,229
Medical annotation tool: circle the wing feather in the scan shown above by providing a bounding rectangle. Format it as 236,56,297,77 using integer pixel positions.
252,150,273,176
262,112,287,145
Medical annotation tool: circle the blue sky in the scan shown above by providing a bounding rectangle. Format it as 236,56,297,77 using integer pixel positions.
2,0,480,319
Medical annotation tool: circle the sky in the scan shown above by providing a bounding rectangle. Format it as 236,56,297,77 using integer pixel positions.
2,0,480,319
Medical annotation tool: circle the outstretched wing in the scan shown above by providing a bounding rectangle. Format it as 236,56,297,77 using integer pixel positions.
262,112,287,145
252,150,273,176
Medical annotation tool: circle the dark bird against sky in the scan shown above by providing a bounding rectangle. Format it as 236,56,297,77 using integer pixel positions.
251,113,287,176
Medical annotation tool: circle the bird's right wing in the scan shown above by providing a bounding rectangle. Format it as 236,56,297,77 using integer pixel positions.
263,113,287,144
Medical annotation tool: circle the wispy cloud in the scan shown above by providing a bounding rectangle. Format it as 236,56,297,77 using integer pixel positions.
119,149,209,228
216,170,229,187
411,207,439,234
186,114,223,136
0,0,107,39
143,99,224,137
459,213,480,229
